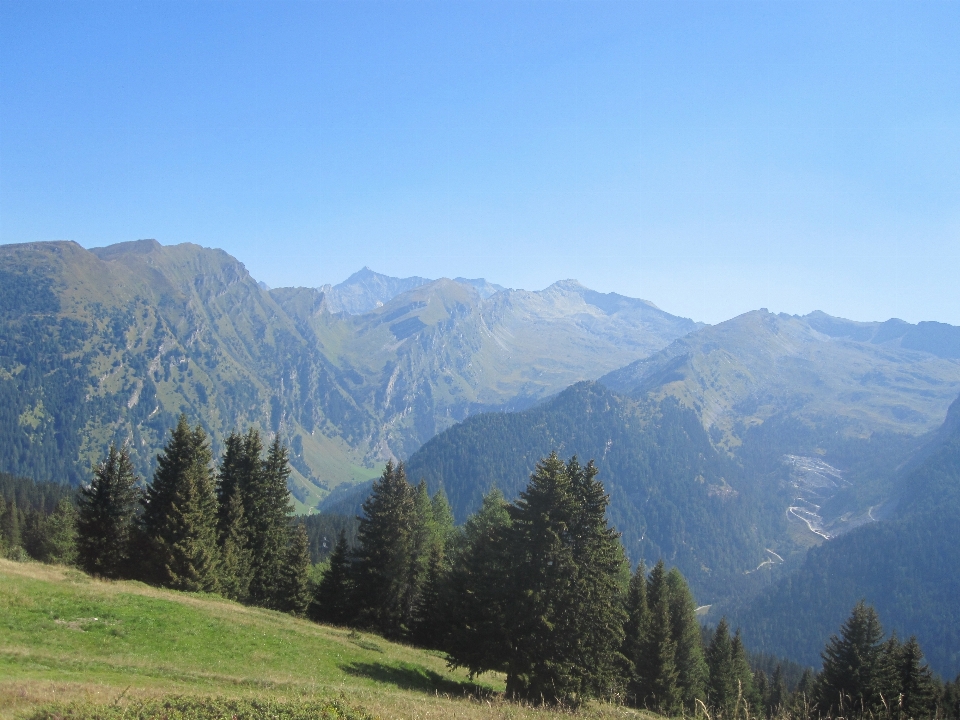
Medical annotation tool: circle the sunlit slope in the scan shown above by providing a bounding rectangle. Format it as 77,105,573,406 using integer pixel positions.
2,240,698,493
0,559,647,720
275,277,702,459
0,239,370,507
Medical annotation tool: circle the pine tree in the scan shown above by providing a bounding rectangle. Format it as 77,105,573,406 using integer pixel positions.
817,600,886,717
0,495,6,554
502,453,626,705
2,496,21,551
707,617,736,717
890,636,938,719
636,559,681,713
623,560,649,707
412,542,448,649
666,567,709,710
352,460,415,639
215,431,254,601
277,523,312,616
767,664,788,718
430,486,456,548
77,444,140,578
247,434,294,608
28,498,77,565
731,629,760,719
141,415,220,592
402,480,435,630
444,488,513,677
310,528,354,625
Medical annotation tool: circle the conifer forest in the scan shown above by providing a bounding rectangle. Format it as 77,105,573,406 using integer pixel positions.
2,414,958,718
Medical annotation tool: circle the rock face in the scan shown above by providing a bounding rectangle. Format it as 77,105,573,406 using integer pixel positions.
0,240,700,505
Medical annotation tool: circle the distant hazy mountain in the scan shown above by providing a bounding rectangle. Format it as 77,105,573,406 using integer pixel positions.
733,393,960,678
0,240,700,505
271,276,703,459
600,309,960,534
319,267,433,315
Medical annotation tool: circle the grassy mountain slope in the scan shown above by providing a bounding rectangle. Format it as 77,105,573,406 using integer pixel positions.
0,559,639,720
733,394,960,678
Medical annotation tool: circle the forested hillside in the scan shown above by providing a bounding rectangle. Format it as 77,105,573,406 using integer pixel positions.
404,381,788,602
734,394,960,678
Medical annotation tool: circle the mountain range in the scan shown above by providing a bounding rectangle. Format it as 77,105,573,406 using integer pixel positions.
3,237,959,675
0,239,699,508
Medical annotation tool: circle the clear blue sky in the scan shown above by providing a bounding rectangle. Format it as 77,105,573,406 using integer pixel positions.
2,1,958,325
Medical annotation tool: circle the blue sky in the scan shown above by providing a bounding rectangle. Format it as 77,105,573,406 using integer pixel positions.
1,0,958,325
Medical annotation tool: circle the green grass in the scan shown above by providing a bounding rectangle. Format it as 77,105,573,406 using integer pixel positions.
0,559,647,720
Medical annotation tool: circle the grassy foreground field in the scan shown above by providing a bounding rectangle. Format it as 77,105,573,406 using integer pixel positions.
0,559,646,720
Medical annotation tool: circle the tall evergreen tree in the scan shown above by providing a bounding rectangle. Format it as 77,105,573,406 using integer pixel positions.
636,559,681,713
247,434,294,608
141,415,220,592
28,498,77,565
215,431,254,601
666,567,709,710
767,664,788,718
0,495,6,554
277,523,312,616
77,444,140,578
412,542,448,649
2,496,21,550
731,629,761,718
622,560,648,703
444,488,514,677
817,600,886,717
890,636,938,719
708,617,737,717
309,528,354,625
502,453,626,704
430,486,456,548
352,460,415,639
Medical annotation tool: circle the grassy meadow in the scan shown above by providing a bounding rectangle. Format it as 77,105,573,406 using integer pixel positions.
0,559,648,720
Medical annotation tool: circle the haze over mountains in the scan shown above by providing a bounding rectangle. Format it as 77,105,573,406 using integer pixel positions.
0,239,700,507
3,237,960,675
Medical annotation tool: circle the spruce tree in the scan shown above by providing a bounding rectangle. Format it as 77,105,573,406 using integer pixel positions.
31,498,77,565
141,415,220,592
412,542,448,649
0,495,6,554
352,460,415,639
891,636,938,719
430,486,456,548
666,566,709,710
2,496,21,551
247,434,294,608
707,617,736,717
215,431,254,601
767,664,788,718
277,523,312,616
623,560,649,706
817,601,886,717
310,528,354,625
444,488,513,677
503,453,626,705
636,559,681,713
731,629,760,718
77,444,140,578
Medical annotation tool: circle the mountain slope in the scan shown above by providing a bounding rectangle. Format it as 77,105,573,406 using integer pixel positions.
272,276,703,459
1,240,700,494
733,394,960,678
404,381,787,603
600,310,960,533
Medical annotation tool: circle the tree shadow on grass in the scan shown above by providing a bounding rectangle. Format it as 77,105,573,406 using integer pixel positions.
340,661,489,698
